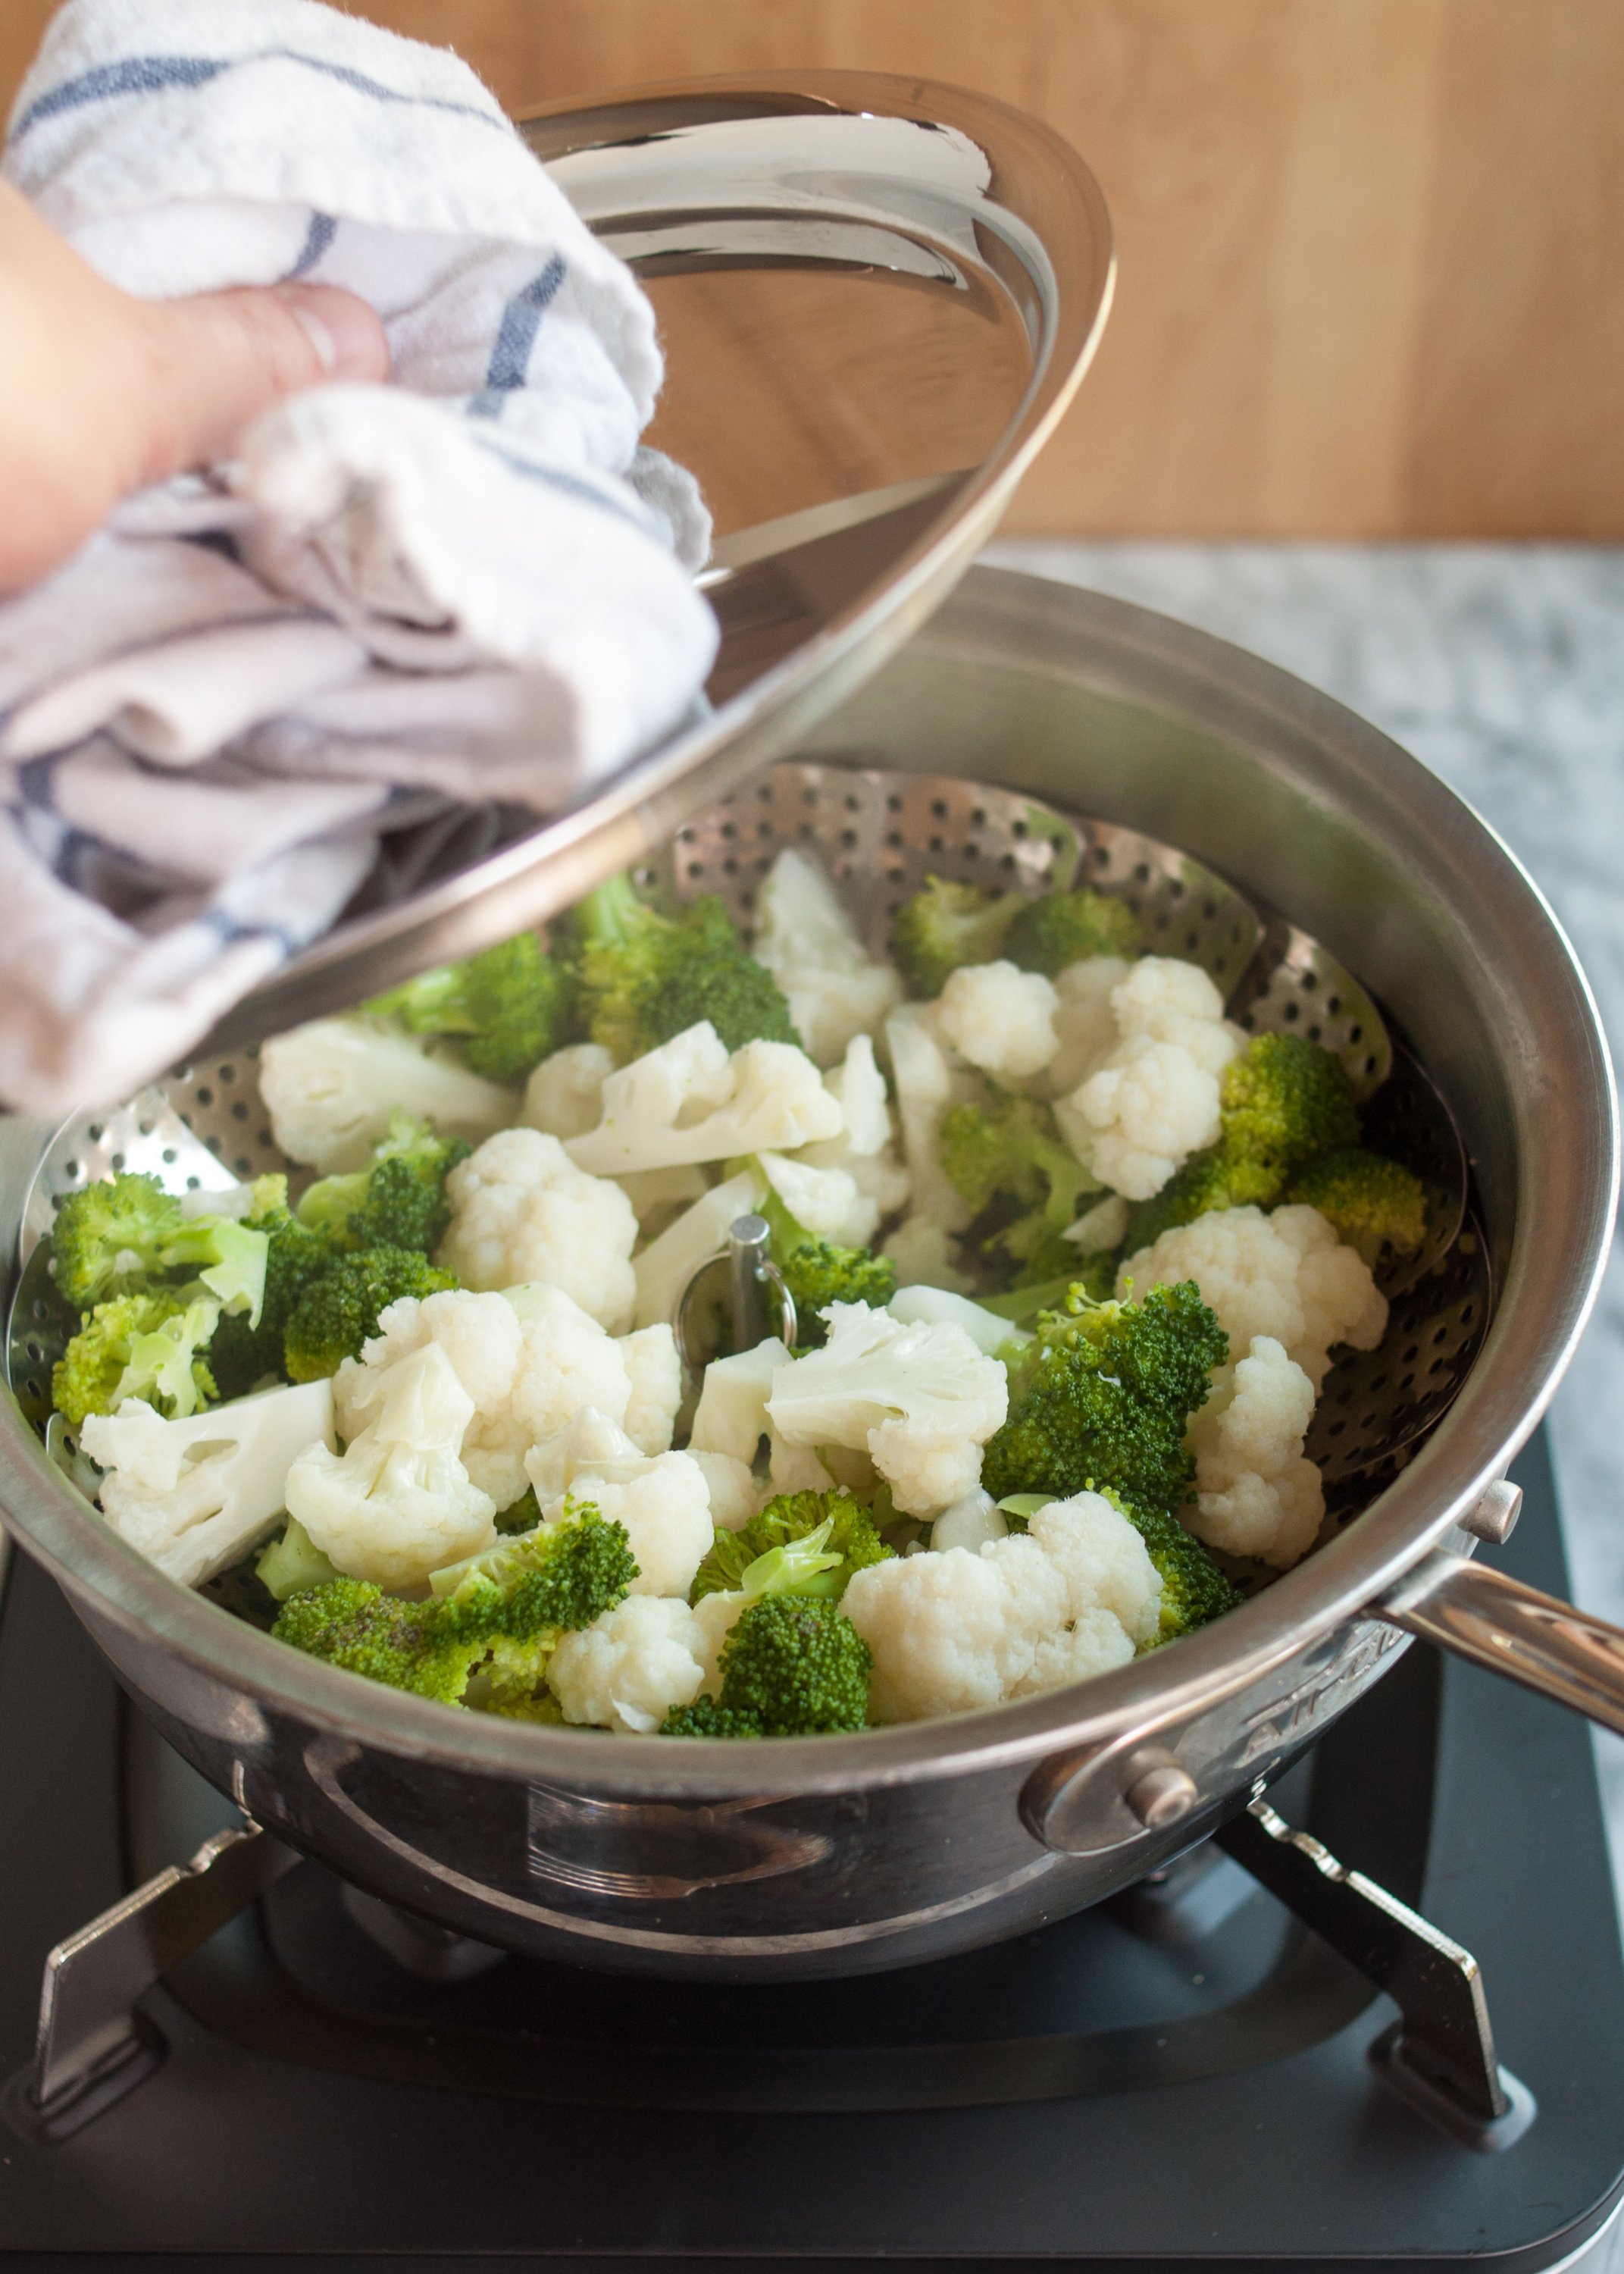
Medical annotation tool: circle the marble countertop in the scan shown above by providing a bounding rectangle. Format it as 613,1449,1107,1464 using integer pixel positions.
988,538,1624,1902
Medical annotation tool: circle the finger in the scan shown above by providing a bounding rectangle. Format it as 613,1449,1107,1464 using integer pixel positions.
132,283,390,486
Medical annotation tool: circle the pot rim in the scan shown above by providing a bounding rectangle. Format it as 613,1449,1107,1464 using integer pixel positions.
2,568,1615,1797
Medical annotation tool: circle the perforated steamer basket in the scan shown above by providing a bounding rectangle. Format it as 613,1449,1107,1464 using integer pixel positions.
0,568,1618,1981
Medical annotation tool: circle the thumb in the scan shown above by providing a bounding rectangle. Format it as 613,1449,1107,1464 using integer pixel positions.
134,283,390,485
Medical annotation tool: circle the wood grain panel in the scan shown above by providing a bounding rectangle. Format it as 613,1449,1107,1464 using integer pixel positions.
3,0,1619,535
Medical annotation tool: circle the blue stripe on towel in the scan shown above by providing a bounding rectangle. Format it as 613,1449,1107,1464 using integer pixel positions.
468,255,567,416
285,211,337,279
11,48,507,141
202,906,299,956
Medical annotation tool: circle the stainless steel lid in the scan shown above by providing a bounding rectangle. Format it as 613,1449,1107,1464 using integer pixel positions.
202,71,1114,1049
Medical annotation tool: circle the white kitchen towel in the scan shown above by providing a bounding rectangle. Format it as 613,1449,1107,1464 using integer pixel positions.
0,0,718,1115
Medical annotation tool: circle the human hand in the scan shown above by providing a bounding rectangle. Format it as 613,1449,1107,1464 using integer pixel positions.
0,180,389,595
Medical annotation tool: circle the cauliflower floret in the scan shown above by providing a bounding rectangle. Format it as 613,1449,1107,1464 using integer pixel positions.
882,1214,972,1292
758,1151,878,1248
1044,956,1133,1096
521,1042,615,1140
82,1378,336,1589
631,1168,764,1332
548,1595,709,1734
687,1449,764,1530
1122,1201,1387,1391
752,846,904,1067
1058,1037,1223,1201
1065,1192,1130,1253
930,1488,1009,1553
767,1300,1007,1518
337,1285,673,1511
1186,1333,1324,1569
887,1283,1030,1358
884,1006,976,1234
1053,958,1247,1200
438,1127,637,1330
527,1435,714,1599
285,1343,496,1590
767,1433,837,1493
796,1035,912,1219
690,1335,790,1463
259,1017,517,1173
844,1487,1153,1721
936,960,1059,1083
565,1023,842,1177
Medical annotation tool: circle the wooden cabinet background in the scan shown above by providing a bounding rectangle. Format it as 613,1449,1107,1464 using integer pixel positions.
5,2,1619,537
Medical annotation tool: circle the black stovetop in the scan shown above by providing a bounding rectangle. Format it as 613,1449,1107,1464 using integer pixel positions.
2,1430,1622,2272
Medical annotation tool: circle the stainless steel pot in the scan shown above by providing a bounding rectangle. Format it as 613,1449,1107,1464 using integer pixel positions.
1,565,1618,1981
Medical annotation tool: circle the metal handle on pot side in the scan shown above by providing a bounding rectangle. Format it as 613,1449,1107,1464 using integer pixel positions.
1383,1552,1624,1736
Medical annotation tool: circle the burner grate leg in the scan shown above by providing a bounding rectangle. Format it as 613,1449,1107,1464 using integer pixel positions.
1219,1792,1536,2151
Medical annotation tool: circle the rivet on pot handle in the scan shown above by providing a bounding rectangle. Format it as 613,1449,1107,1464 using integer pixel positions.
1021,1740,1198,1854
1382,1550,1624,1738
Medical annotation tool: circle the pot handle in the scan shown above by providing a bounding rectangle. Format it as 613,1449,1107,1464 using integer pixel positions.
1382,1549,1624,1736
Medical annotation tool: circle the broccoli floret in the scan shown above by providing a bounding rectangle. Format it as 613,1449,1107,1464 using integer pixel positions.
434,1504,638,1640
758,1189,896,1345
702,1593,872,1736
691,1488,894,1603
256,1516,342,1602
272,1578,483,1702
568,872,796,1061
1121,1499,1240,1644
890,876,1015,998
982,1281,1228,1517
494,1485,543,1536
1001,888,1141,976
283,1247,458,1383
1284,1148,1428,1268
53,1290,219,1425
298,1112,471,1254
1221,1032,1360,1177
662,1696,766,1738
50,1173,269,1326
937,1090,1098,1283
208,1195,336,1399
1120,1145,1281,1256
366,932,571,1083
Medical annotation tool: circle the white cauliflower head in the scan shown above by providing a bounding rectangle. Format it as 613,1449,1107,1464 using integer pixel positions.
687,1449,764,1531
527,1431,715,1599
438,1126,637,1330
796,1035,912,1219
1053,958,1246,1199
337,1286,677,1512
751,847,904,1067
521,1042,615,1140
259,1017,517,1172
882,1214,972,1292
935,960,1060,1083
565,1023,841,1176
690,1335,790,1464
843,1488,1152,1722
1112,956,1246,1076
758,1150,878,1249
884,1006,977,1235
1186,1333,1324,1568
83,1378,336,1589
285,1342,496,1590
1044,956,1133,1096
1122,1201,1387,1390
766,1300,1008,1518
547,1594,709,1734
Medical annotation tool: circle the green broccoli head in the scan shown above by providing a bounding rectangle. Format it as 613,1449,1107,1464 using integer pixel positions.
690,1488,894,1603
982,1280,1228,1516
1220,1032,1360,1177
208,1198,337,1399
53,1290,218,1426
297,1112,471,1255
568,873,796,1061
662,1696,766,1738
938,1090,1098,1286
1120,1143,1282,1257
283,1247,458,1382
368,932,571,1084
704,1593,872,1736
1001,888,1142,977
272,1578,483,1703
1117,1497,1240,1644
1284,1147,1428,1269
50,1173,186,1308
890,876,1015,998
759,1189,896,1345
435,1502,638,1641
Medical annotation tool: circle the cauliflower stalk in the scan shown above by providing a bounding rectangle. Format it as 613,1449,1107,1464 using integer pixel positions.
437,1127,637,1330
843,1490,1160,1721
81,1378,336,1588
565,1022,842,1178
751,847,904,1067
286,1342,496,1590
796,1033,912,1219
1186,1333,1324,1569
259,1016,517,1173
766,1299,1008,1518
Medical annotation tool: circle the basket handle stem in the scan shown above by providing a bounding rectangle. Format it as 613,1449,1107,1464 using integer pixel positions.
1384,1550,1624,1737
